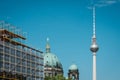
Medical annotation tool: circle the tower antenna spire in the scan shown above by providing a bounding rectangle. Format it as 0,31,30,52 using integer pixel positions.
93,6,96,37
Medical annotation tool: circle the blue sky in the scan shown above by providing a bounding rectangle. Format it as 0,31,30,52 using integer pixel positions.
0,0,120,80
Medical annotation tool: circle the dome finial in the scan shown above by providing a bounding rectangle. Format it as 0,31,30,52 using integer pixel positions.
47,37,49,42
46,37,50,53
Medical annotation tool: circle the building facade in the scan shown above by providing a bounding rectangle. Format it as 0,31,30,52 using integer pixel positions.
44,38,63,77
0,21,44,80
68,64,79,80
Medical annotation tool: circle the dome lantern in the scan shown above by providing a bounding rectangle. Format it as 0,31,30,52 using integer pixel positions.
46,37,50,53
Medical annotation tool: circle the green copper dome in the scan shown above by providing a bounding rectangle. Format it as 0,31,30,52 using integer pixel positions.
44,52,62,68
44,38,63,69
69,64,78,70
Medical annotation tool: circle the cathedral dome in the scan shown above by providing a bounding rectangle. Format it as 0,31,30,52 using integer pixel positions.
44,52,62,69
69,64,78,71
44,38,63,69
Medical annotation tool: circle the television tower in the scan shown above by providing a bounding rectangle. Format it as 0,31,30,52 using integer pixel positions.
90,6,99,80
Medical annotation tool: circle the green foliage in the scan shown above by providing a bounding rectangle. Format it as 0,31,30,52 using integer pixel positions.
44,74,71,80
66,78,72,80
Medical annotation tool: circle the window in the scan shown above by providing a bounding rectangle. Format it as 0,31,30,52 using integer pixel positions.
16,58,20,64
31,69,35,74
31,56,35,62
22,67,26,73
27,54,30,60
11,57,15,63
16,50,21,57
22,60,27,66
0,48,3,53
5,55,9,61
5,47,9,53
27,61,30,67
35,70,40,76
11,49,15,55
27,76,31,80
22,52,26,58
32,62,35,67
36,57,39,62
0,61,3,68
0,54,3,60
10,64,15,70
5,63,9,69
27,68,30,74
0,44,3,49
16,66,21,72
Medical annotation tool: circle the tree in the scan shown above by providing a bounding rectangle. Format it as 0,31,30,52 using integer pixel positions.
44,74,69,80
66,78,72,80
44,76,52,80
55,74,66,80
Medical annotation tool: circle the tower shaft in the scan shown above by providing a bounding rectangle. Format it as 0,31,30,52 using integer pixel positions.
93,53,96,80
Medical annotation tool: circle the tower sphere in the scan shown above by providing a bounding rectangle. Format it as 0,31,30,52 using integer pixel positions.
90,44,99,53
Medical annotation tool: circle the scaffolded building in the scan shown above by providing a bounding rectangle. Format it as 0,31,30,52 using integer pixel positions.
0,21,44,80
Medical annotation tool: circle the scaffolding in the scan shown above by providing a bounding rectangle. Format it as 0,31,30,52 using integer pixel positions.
0,21,44,80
